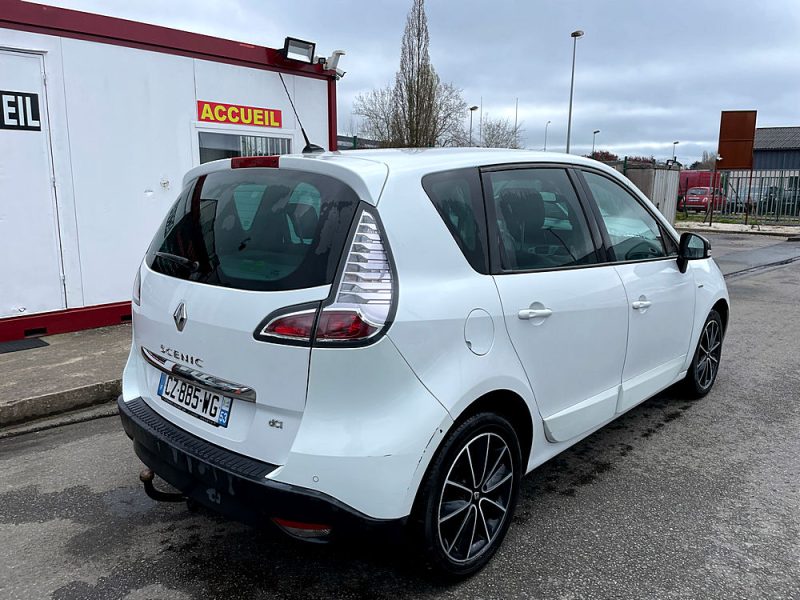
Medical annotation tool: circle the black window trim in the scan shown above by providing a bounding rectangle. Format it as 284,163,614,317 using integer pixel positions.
574,166,681,267
478,162,607,276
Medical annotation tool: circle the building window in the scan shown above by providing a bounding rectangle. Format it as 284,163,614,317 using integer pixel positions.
199,131,291,164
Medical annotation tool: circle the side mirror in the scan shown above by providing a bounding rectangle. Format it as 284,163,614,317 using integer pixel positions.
677,232,711,273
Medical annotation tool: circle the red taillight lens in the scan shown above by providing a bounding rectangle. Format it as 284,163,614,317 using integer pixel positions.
231,155,280,169
261,310,316,341
315,310,377,341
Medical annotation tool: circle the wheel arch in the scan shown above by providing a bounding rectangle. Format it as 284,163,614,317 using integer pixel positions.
712,298,729,334
449,389,534,467
409,388,533,521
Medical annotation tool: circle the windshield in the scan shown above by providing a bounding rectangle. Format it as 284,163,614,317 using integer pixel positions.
146,168,360,291
687,187,710,195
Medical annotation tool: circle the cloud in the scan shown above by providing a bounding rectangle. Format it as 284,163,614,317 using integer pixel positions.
41,0,800,162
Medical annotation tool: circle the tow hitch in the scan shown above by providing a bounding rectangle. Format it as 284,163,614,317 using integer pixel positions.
139,468,185,503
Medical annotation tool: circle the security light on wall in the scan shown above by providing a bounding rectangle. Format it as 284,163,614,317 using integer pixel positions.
283,37,316,63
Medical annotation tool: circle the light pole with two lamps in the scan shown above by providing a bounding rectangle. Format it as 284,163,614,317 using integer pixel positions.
565,29,584,154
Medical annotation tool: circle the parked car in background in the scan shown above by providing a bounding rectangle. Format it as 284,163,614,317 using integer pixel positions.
679,187,726,212
119,149,729,578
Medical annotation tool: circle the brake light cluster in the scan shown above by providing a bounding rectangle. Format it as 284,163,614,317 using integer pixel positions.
231,155,280,169
257,210,394,345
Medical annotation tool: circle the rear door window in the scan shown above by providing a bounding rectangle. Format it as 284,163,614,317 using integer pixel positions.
147,169,360,291
484,168,599,271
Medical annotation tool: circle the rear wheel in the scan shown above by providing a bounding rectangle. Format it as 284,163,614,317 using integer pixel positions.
412,413,521,579
683,310,723,398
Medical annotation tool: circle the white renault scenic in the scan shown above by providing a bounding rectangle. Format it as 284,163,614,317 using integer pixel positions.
119,148,729,577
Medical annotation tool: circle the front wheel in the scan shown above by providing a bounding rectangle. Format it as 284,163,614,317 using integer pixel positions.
683,309,724,398
411,413,522,579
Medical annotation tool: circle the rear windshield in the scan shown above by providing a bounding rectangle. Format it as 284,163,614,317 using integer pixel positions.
146,168,360,291
687,187,710,195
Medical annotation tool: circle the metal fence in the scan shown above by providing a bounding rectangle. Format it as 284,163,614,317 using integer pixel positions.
688,169,800,223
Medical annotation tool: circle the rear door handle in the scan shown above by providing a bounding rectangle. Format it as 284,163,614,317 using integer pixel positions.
518,308,553,320
631,300,652,310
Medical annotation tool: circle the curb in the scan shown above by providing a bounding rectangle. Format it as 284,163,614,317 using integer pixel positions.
674,225,792,238
0,401,119,440
0,379,121,427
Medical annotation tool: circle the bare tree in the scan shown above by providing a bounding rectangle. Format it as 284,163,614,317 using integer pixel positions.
479,115,524,149
352,85,394,144
353,0,466,147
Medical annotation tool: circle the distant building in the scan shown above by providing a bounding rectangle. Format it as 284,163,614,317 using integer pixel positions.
753,127,800,170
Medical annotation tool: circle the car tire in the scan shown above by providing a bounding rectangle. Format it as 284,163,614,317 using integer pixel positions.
683,309,724,399
411,412,522,579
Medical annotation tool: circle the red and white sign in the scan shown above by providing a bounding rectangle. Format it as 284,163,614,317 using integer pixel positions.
197,100,282,128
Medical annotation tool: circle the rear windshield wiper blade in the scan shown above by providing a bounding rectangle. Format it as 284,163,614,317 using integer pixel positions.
155,252,199,273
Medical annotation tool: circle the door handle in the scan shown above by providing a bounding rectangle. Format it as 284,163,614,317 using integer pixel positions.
631,300,652,310
518,308,553,320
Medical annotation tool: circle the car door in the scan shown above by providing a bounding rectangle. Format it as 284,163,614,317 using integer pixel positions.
484,166,629,443
579,170,695,413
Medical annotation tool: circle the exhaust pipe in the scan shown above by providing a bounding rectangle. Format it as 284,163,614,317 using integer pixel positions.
139,468,186,503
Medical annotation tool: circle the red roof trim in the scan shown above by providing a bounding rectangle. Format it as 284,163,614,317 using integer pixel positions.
0,0,335,81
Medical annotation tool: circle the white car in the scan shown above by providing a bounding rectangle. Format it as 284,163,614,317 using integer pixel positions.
119,148,729,577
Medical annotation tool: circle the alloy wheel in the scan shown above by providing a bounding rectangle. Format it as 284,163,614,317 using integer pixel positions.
437,432,514,564
696,319,722,390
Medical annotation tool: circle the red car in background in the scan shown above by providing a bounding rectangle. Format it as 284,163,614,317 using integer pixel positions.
679,187,726,212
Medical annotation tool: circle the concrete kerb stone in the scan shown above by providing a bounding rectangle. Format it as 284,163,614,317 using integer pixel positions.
0,379,121,427
674,223,793,239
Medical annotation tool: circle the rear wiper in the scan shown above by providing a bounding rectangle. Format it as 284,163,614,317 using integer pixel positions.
155,252,199,273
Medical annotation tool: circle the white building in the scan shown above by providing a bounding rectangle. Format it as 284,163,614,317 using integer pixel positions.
0,1,340,341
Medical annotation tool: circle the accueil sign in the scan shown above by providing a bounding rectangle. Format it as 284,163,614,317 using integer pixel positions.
197,100,282,128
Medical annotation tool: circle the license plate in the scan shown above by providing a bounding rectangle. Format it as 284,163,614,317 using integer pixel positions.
157,373,232,427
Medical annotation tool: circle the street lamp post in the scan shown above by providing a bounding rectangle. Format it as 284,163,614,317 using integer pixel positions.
591,129,600,156
565,29,584,154
672,140,680,162
468,105,479,147
544,120,551,151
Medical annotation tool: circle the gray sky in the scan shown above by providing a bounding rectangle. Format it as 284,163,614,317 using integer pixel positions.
42,0,800,163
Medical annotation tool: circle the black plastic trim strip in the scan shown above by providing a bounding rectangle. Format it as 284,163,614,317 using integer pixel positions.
120,396,278,480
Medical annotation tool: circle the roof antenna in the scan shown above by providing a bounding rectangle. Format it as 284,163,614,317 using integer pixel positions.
279,73,325,154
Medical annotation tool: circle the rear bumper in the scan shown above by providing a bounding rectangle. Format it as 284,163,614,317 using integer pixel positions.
118,396,405,537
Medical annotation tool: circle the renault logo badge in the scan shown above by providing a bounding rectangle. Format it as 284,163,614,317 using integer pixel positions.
173,302,187,332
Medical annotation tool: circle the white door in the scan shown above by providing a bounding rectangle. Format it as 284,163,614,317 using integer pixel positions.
0,50,65,318
581,171,695,413
484,167,629,443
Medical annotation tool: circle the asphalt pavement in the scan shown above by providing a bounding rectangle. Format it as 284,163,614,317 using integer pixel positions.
0,235,798,599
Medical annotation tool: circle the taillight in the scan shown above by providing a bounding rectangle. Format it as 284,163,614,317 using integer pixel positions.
316,309,378,340
314,210,394,344
258,309,316,342
253,210,394,346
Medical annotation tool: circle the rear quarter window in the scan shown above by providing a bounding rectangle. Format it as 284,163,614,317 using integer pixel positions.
422,168,489,273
